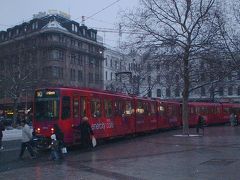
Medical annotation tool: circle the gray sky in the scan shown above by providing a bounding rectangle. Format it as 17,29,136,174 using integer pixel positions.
0,0,139,48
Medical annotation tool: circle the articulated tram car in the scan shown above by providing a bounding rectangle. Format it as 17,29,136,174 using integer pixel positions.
33,87,240,146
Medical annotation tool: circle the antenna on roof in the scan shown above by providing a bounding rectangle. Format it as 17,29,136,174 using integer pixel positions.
81,16,85,26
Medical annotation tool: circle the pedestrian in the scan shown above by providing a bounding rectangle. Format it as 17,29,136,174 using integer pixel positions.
49,134,59,161
19,120,36,159
234,113,238,126
0,120,5,150
196,115,205,135
78,116,94,150
230,113,235,126
53,124,64,159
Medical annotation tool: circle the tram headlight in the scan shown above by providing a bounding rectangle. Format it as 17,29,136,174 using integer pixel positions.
51,128,54,134
36,128,41,133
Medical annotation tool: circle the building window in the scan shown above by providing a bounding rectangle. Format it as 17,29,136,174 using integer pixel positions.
50,50,64,61
166,88,171,97
71,53,76,64
95,73,99,83
52,66,63,79
238,86,240,96
105,57,108,66
238,71,240,80
219,87,224,96
89,72,94,83
78,70,83,81
228,87,233,96
95,59,99,67
201,87,206,96
70,69,76,81
110,59,113,67
157,89,161,97
105,71,108,80
77,54,83,65
111,72,113,80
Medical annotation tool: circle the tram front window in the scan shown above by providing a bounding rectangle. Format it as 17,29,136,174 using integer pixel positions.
35,99,59,121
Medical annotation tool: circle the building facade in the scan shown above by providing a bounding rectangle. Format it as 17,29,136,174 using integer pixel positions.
103,48,130,93
0,11,104,112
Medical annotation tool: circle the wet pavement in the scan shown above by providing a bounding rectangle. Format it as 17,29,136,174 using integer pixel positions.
1,125,240,180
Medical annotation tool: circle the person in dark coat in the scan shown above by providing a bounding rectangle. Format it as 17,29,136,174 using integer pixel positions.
0,120,5,150
196,115,205,135
79,117,94,149
53,124,64,159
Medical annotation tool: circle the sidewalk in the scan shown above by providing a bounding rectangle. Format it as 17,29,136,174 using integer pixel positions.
1,125,240,180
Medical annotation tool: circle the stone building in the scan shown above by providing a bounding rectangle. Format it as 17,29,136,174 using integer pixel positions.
0,11,104,112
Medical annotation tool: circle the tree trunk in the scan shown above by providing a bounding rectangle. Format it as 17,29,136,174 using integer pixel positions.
182,91,189,135
182,50,190,135
13,98,19,126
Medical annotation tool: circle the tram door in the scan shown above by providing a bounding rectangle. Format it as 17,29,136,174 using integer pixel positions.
72,96,87,143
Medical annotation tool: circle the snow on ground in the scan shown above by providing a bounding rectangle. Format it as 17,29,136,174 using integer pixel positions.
2,128,22,141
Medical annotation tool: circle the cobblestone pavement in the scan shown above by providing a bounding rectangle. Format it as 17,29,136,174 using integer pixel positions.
1,125,240,180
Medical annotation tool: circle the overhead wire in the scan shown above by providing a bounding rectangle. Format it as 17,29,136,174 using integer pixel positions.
85,0,122,21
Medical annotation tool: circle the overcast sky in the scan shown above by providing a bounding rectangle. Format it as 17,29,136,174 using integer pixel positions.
0,0,139,48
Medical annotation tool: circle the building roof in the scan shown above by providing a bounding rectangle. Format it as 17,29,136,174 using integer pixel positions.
42,19,68,31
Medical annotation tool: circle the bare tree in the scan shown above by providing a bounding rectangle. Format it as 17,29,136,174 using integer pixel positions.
120,0,223,134
0,38,39,125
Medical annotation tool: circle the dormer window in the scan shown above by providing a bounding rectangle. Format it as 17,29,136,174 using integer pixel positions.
83,29,86,36
24,26,27,32
72,24,77,32
16,29,19,35
32,22,38,30
72,24,74,31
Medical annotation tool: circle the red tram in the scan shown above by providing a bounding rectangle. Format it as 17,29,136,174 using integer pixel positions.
32,87,240,146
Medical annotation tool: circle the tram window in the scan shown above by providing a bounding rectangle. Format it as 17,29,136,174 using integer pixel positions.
73,97,79,118
167,106,171,116
104,99,113,118
143,102,149,116
115,100,124,116
80,97,86,117
125,101,132,115
190,107,195,114
62,96,70,119
150,103,156,115
158,105,165,116
91,98,101,118
136,101,144,115
224,108,230,113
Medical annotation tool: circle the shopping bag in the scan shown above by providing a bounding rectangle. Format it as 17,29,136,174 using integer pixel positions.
92,136,97,147
61,147,67,154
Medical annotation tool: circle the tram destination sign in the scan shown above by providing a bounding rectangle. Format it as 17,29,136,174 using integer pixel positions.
35,89,60,98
